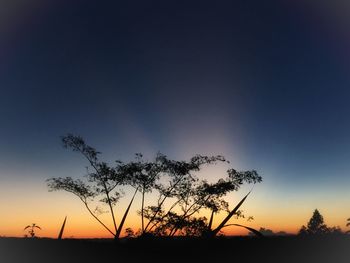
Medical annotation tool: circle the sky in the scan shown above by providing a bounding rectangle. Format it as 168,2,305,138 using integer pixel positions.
1,0,350,238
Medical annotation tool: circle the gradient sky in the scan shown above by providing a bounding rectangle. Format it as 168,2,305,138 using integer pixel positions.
1,0,350,238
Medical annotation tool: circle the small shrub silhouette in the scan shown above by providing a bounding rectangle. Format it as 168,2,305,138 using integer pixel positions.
24,223,41,238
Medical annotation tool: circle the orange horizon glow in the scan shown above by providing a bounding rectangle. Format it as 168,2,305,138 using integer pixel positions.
2,156,350,239
2,220,302,239
2,184,348,239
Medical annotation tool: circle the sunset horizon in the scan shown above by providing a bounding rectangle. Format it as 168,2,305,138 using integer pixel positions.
1,1,350,262
1,141,349,239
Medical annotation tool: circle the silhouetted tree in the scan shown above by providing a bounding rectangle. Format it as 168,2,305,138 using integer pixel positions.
24,223,41,238
347,218,350,234
299,209,328,235
47,134,136,239
47,134,263,239
308,209,328,234
299,209,342,235
139,154,227,235
143,159,262,237
119,153,164,234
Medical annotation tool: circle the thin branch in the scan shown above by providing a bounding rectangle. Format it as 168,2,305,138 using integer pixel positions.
148,198,183,232
78,148,119,235
141,187,145,233
144,174,186,231
83,201,115,237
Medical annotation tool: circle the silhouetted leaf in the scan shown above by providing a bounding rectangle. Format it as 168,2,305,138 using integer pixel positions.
222,223,263,237
58,216,67,240
211,191,251,236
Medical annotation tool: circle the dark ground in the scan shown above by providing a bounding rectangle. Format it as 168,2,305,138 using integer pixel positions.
1,235,349,263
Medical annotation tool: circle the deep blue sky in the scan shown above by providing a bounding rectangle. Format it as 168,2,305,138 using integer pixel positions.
1,0,350,235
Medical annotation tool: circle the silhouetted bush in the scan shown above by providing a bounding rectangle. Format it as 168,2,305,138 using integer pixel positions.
299,209,342,235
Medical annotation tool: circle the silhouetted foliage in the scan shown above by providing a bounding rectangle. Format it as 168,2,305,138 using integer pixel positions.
47,134,263,238
47,134,135,239
119,153,164,234
346,218,350,234
124,227,136,238
299,209,342,235
143,162,262,237
328,226,343,234
307,209,328,234
142,154,233,236
24,223,41,238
